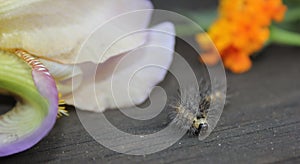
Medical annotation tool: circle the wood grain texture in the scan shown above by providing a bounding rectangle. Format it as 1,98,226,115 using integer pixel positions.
1,1,300,163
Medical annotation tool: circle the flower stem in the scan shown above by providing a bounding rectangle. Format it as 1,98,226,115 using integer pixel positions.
283,7,300,22
270,26,300,46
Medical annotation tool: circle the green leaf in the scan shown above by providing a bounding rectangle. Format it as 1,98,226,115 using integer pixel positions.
270,25,300,46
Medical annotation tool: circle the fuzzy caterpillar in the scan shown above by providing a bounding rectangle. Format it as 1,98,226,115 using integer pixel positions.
169,79,226,136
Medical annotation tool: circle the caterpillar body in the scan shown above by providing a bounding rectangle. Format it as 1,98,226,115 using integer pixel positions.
169,79,226,136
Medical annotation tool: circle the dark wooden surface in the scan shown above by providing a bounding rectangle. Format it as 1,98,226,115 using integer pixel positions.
1,1,300,163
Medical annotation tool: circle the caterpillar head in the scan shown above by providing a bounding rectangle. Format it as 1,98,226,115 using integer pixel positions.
191,117,208,136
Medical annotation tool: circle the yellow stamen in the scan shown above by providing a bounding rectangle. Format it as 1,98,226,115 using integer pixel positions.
57,93,69,118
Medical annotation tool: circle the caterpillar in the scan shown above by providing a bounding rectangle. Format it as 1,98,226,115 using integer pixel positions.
169,79,226,136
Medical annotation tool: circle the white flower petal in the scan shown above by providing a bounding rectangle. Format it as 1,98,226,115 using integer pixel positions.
0,0,153,64
40,59,82,96
67,22,175,112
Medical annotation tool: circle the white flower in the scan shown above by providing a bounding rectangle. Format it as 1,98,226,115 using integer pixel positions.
0,0,175,112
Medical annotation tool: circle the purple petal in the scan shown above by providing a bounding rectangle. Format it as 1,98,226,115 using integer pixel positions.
0,58,58,157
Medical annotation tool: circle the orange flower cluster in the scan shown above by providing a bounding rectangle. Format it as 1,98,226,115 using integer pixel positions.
196,0,287,73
